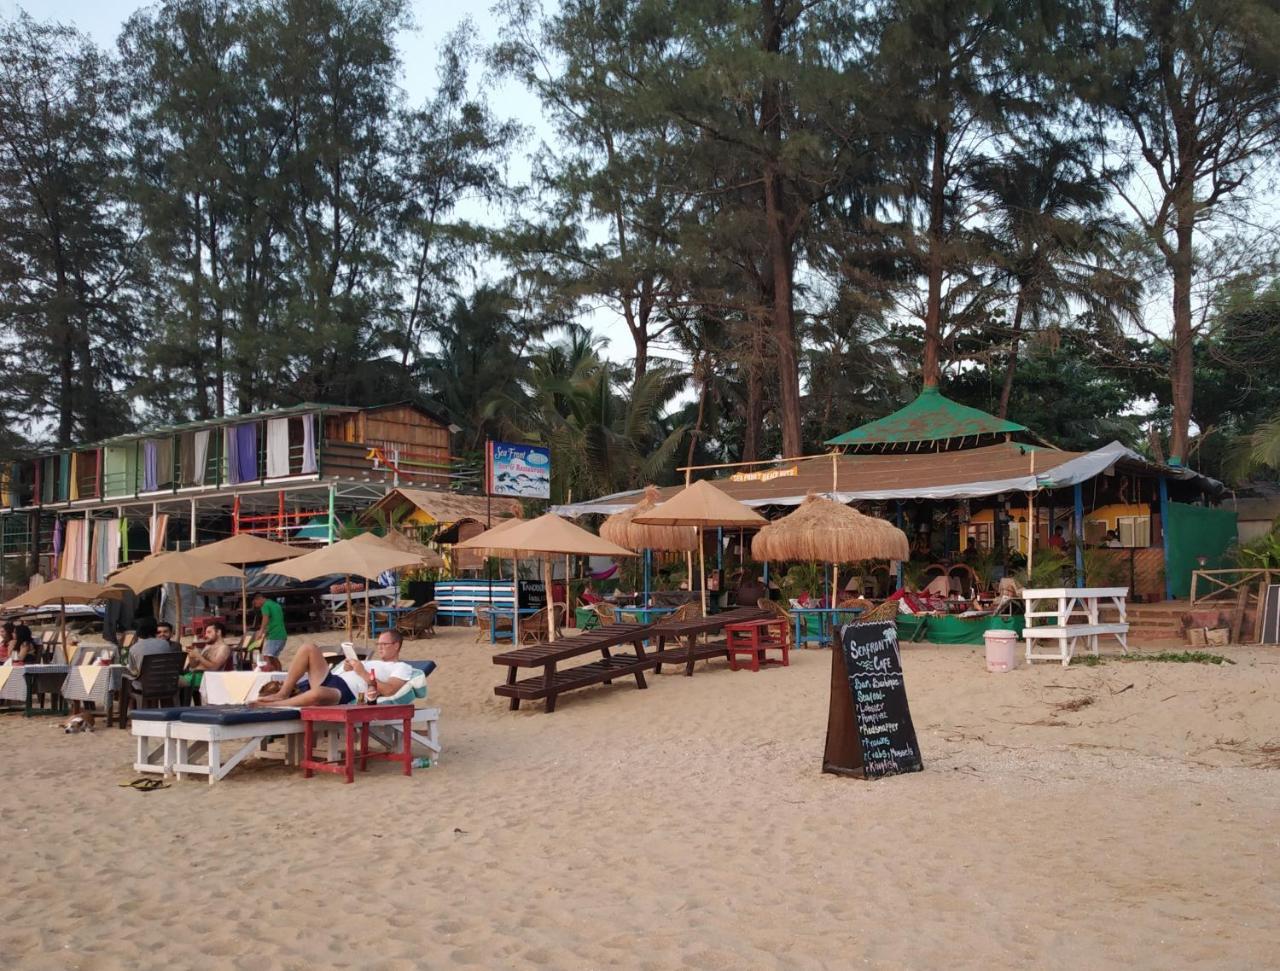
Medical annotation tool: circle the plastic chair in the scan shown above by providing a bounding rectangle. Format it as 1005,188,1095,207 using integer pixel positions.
117,652,184,728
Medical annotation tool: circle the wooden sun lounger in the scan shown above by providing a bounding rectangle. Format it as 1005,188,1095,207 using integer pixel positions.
492,622,656,713
648,607,772,676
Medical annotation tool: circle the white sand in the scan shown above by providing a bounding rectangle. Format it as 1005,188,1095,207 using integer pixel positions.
1,629,1277,969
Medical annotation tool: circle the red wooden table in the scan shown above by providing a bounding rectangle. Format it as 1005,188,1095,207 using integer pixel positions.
724,618,791,672
300,704,414,783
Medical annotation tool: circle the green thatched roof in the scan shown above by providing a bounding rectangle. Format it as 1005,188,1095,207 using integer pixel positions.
825,387,1027,448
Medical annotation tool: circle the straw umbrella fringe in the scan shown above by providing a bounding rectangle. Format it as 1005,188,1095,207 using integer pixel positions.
751,495,910,564
601,485,697,606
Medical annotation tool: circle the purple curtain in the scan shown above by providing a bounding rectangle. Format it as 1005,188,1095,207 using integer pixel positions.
52,518,64,557
142,440,159,492
235,423,259,482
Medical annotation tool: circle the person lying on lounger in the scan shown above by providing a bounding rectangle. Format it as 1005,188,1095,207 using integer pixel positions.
255,630,414,707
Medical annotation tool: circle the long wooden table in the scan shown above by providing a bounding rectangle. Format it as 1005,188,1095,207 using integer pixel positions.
648,607,772,677
492,623,655,713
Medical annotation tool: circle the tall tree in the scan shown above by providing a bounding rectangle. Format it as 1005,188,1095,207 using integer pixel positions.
1086,0,1280,462
970,135,1137,418
0,14,138,445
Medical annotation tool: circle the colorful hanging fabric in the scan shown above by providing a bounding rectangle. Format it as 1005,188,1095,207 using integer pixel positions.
143,440,159,492
59,453,71,501
68,454,79,501
155,438,174,488
192,430,210,485
236,422,258,482
266,419,291,478
225,427,240,485
301,413,318,474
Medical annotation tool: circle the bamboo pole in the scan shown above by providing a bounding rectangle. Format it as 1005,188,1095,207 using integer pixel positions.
698,526,707,617
1026,451,1036,578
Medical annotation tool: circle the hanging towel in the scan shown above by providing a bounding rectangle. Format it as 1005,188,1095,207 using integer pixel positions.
121,516,129,563
236,423,259,482
143,440,159,492
225,427,240,485
59,453,71,501
155,438,174,488
301,413,318,474
150,512,169,555
266,418,291,478
192,430,210,485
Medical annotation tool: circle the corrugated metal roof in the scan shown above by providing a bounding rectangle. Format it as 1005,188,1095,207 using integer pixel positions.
826,387,1027,447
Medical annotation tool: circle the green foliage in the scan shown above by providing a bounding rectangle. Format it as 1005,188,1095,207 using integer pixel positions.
779,563,823,602
1083,548,1127,587
1230,527,1280,569
1072,652,1236,666
1019,547,1074,588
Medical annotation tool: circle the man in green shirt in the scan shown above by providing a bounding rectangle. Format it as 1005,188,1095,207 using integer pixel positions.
253,593,288,664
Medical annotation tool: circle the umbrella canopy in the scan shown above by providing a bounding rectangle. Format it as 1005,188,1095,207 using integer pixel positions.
107,551,244,593
352,530,445,569
451,514,527,559
601,485,698,552
456,513,636,558
751,494,909,563
262,536,424,582
189,534,308,565
633,479,767,528
2,578,123,609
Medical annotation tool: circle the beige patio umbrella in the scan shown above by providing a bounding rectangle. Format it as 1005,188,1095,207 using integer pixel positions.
2,579,124,662
752,494,910,600
634,479,766,616
351,531,445,634
190,534,308,637
107,551,244,640
602,485,698,608
457,514,636,642
263,536,424,642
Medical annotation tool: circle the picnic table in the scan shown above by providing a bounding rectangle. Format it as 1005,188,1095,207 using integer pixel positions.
724,617,791,671
492,622,655,713
0,664,70,716
648,607,772,677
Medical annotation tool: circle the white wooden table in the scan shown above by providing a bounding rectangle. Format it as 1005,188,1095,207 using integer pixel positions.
1022,587,1130,666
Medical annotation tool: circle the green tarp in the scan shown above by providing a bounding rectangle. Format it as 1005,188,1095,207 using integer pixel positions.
825,386,1026,447
1165,501,1238,599
895,613,1024,645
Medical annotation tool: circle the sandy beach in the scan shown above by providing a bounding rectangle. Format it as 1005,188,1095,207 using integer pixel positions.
1,629,1277,970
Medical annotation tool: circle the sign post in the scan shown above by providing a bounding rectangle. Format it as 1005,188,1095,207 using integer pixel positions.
823,620,923,779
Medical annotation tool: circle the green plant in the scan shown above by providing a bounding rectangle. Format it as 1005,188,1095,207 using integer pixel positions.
1071,651,1236,666
1019,547,1073,588
901,559,929,592
1231,527,1280,569
967,547,1001,590
780,562,822,601
1083,548,1126,587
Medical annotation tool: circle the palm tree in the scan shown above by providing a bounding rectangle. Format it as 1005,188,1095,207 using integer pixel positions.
972,138,1139,418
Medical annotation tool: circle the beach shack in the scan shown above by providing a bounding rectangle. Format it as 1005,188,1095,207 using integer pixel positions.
553,388,1232,606
0,402,485,594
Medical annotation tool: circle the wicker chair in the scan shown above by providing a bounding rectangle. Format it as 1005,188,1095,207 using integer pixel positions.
669,601,703,622
756,598,791,623
589,602,618,625
518,604,568,644
396,601,438,639
859,599,900,623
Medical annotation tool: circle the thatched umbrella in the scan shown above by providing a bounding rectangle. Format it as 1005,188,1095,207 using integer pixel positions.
751,494,909,602
457,514,636,641
601,485,697,604
634,479,765,616
2,579,124,662
190,534,307,637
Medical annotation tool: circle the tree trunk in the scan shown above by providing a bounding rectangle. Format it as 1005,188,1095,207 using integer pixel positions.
996,290,1027,420
686,367,708,469
55,265,74,447
742,350,764,463
922,123,947,389
1168,207,1195,464
759,0,802,458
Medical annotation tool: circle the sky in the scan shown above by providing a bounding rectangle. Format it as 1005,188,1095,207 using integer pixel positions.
13,0,646,364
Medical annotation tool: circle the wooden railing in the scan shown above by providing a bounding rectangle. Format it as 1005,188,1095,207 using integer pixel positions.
1190,568,1280,605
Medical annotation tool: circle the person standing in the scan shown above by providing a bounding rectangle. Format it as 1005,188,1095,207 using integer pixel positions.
253,592,287,663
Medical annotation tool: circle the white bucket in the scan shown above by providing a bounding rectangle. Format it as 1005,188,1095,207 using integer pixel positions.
984,629,1019,673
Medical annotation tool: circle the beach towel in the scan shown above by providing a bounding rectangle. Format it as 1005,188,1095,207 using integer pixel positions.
150,512,168,555
68,453,78,501
224,427,240,485
266,419,290,478
301,413,317,474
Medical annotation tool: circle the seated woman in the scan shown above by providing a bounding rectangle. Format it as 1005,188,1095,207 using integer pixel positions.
4,622,38,662
180,621,233,692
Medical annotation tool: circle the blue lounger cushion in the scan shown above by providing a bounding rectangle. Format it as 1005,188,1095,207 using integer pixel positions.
129,706,196,721
407,660,437,677
178,706,301,725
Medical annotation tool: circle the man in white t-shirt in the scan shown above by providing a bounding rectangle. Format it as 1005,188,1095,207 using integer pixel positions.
257,631,411,707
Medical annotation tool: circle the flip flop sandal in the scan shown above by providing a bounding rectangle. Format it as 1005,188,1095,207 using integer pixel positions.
118,778,170,791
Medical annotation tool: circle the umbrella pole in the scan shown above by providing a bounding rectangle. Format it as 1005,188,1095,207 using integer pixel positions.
512,558,519,646
58,597,67,663
564,554,571,629
240,576,247,640
544,559,556,641
699,527,707,618
643,548,650,607
344,574,352,642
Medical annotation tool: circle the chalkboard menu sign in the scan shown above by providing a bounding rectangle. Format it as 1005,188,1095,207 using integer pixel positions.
517,580,547,610
1261,584,1280,645
822,620,923,779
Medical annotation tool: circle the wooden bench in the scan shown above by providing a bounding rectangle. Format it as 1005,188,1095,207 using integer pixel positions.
1022,587,1129,666
649,608,771,676
492,623,655,713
